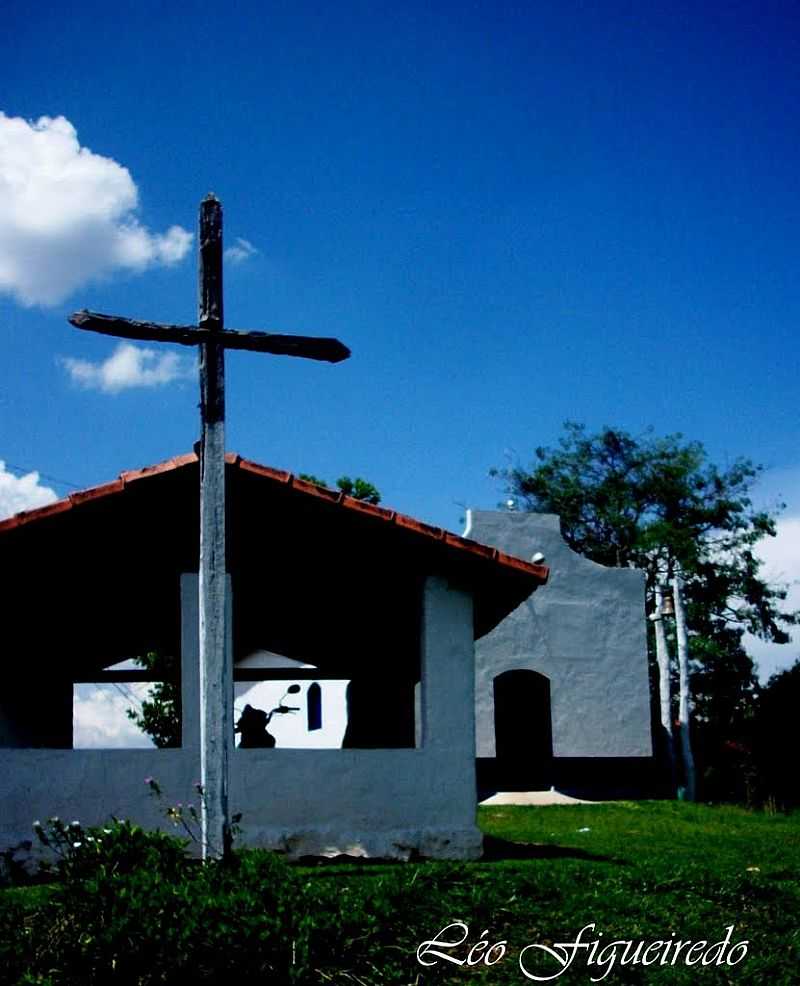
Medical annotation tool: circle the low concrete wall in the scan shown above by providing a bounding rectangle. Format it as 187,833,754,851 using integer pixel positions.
0,748,197,857
0,746,480,861
231,574,481,859
0,574,482,861
231,748,478,859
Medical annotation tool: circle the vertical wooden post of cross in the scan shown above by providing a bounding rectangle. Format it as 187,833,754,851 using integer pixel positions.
68,193,351,861
197,194,231,859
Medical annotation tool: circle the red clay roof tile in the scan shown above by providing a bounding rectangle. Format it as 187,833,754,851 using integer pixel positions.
444,532,497,560
69,479,124,506
237,457,291,485
395,514,445,539
289,476,344,502
0,497,72,531
121,453,196,486
0,452,549,587
339,495,396,521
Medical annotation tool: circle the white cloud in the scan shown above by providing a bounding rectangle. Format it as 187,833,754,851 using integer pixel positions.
0,460,57,519
224,237,258,265
62,342,194,394
744,514,800,683
0,112,192,306
73,683,154,749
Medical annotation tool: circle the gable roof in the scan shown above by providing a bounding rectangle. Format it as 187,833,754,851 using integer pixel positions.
0,452,548,638
0,451,548,578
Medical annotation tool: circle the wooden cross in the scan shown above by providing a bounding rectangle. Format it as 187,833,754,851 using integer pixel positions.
69,194,350,859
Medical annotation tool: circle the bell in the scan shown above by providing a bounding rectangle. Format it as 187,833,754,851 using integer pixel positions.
660,591,675,617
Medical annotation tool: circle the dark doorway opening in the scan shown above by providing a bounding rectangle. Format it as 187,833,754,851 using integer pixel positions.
493,669,553,790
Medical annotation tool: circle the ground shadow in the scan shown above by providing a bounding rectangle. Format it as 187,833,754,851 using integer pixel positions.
291,836,626,869
480,834,626,865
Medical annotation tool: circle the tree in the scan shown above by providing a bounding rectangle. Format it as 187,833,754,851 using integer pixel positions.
126,651,180,748
651,581,675,786
298,474,381,505
672,567,696,800
751,658,800,807
493,422,795,798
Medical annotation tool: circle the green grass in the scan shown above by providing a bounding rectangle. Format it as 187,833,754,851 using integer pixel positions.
471,801,800,983
2,802,798,984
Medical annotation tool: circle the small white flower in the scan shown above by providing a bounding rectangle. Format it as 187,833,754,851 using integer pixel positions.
33,820,42,829
69,820,80,829
103,828,112,834
72,841,82,848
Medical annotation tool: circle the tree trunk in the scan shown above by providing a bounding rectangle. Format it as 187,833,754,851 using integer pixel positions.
653,582,677,793
672,570,696,801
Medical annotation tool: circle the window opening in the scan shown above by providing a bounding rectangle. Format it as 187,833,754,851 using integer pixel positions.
72,652,181,750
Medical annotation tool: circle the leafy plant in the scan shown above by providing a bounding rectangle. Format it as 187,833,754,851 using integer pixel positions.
31,815,188,884
145,776,243,851
298,473,382,504
125,651,180,748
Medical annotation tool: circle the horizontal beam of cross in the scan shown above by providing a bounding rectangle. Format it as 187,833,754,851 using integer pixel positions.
69,310,351,363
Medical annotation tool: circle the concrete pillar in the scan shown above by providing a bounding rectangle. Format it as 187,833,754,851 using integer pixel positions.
179,573,232,754
419,575,475,758
180,574,201,751
418,574,482,857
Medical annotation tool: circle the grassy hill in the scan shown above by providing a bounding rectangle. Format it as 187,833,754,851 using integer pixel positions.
2,802,798,983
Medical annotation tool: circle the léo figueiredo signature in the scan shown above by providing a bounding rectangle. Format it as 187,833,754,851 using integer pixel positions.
416,921,749,981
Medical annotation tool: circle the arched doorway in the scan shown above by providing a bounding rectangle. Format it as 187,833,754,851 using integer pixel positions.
493,669,553,790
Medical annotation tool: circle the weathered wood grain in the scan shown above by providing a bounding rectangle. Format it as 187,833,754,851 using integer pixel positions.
66,194,351,861
198,195,231,860
69,311,351,363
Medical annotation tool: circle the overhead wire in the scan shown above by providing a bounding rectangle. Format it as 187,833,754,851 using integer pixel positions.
2,460,83,491
110,681,145,713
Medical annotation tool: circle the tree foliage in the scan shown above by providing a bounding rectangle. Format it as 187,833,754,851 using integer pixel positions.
494,423,796,798
298,473,381,504
753,657,800,806
126,651,180,749
495,422,792,643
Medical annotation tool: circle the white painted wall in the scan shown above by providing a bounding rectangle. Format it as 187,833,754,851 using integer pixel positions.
469,511,652,759
0,573,482,860
233,680,349,749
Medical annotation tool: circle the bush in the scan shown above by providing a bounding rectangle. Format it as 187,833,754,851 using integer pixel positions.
1,819,302,985
4,818,444,985
33,816,189,884
34,851,298,984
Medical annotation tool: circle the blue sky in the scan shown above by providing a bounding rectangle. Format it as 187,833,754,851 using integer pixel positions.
2,1,799,678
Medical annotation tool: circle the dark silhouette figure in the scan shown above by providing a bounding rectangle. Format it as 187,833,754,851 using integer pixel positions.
235,686,301,749
235,704,276,748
